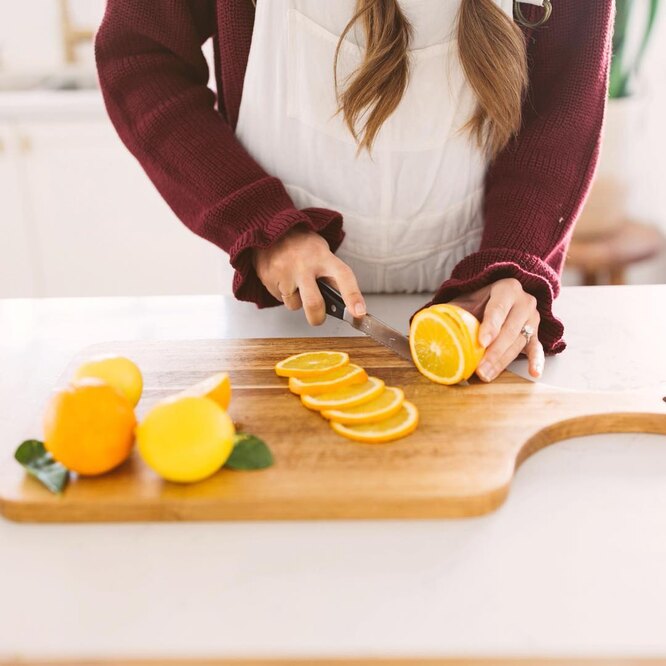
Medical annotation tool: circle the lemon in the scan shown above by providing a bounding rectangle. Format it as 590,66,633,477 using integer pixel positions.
136,396,235,483
74,355,143,407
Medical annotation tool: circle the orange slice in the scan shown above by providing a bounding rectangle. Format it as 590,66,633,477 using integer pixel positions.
331,400,419,443
288,364,367,396
275,351,349,378
323,386,404,425
177,372,232,409
409,309,466,385
429,304,485,380
301,376,385,411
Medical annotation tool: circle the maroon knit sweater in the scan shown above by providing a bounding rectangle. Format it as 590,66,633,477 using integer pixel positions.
95,1,613,354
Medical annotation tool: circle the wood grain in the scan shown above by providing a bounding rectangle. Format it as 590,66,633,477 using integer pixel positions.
0,337,664,522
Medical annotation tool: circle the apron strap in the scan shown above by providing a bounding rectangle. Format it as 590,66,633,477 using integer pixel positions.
514,0,553,28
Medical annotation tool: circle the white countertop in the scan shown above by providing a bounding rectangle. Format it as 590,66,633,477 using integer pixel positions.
1,285,665,660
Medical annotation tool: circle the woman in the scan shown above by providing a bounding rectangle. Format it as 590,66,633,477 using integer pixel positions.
95,0,612,382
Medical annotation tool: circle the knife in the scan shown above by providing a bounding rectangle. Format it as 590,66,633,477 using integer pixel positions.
316,278,413,362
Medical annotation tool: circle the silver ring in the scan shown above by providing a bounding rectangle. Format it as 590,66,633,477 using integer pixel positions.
279,290,298,301
520,324,535,345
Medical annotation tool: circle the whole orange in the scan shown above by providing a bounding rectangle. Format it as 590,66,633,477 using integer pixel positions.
43,379,136,476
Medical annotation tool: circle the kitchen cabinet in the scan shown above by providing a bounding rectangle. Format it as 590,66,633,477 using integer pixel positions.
0,92,233,298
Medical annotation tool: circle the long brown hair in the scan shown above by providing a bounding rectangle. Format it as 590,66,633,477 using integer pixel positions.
334,0,528,157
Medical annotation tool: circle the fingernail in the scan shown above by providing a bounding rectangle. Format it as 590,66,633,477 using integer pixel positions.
354,302,366,317
479,333,492,347
477,361,495,382
535,360,544,375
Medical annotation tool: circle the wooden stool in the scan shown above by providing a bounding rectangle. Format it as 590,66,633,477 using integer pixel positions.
567,220,666,286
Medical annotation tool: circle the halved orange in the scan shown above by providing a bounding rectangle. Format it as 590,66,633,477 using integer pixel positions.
331,400,419,443
429,304,485,380
301,376,385,411
323,386,404,425
176,372,232,409
275,351,349,378
409,309,466,385
289,364,367,396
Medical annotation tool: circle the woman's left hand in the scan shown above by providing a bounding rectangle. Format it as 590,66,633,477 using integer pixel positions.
446,277,545,382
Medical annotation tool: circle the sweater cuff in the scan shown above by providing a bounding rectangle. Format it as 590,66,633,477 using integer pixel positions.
420,249,566,355
230,207,345,307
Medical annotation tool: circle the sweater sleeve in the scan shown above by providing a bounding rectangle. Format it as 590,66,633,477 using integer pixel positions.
95,0,343,307
423,2,614,354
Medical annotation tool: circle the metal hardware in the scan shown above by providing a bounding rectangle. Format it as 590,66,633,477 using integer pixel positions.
18,135,32,155
514,0,552,28
59,0,94,65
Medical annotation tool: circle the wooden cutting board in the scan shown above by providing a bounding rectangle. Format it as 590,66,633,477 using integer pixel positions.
5,657,666,666
1,337,665,522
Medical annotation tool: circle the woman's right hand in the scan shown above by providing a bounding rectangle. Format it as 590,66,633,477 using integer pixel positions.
252,227,366,326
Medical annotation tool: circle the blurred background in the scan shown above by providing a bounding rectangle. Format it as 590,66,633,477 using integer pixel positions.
1,0,664,299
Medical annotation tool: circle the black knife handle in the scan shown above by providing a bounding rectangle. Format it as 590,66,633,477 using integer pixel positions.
316,278,346,320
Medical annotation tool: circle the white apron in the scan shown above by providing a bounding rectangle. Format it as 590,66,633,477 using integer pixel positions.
235,0,541,293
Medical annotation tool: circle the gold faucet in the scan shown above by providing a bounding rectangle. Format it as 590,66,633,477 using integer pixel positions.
58,0,94,65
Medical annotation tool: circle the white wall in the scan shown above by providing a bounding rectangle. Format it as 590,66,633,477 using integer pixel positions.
629,12,666,228
0,1,105,76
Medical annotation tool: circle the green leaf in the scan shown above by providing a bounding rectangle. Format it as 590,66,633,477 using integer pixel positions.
14,440,69,494
225,433,274,470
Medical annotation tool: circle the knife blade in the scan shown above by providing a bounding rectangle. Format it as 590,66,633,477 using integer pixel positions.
317,279,412,362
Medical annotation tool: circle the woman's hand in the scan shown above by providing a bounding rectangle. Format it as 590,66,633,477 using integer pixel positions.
253,227,366,326
446,278,545,382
